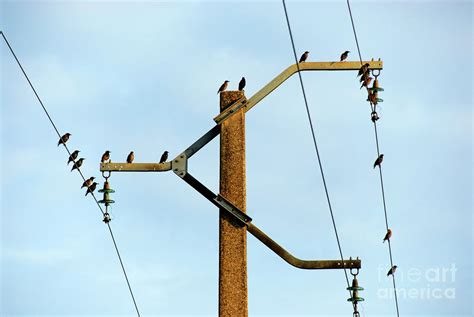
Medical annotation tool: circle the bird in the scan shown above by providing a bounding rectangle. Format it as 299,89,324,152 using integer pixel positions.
126,151,134,164
217,80,229,94
159,151,169,164
67,150,80,165
85,182,98,196
340,50,350,62
81,176,95,188
71,158,85,172
238,77,246,91
299,51,309,63
357,63,370,77
57,133,71,146
360,71,370,82
101,150,111,163
373,154,384,168
387,265,398,277
360,76,373,89
383,229,392,243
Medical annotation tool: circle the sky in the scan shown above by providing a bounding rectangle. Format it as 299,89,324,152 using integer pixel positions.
0,0,472,316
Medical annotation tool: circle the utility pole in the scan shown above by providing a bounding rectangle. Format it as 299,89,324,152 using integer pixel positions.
100,60,382,316
219,91,247,316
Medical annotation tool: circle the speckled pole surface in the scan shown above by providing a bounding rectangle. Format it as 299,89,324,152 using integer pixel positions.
219,91,248,317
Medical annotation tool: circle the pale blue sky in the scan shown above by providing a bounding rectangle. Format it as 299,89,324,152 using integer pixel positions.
1,0,472,316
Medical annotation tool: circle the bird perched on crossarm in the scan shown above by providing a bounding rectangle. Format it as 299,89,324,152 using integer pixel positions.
81,176,95,188
85,182,98,196
159,151,169,164
71,158,85,172
299,51,309,63
57,133,71,146
217,80,229,94
373,154,384,169
126,151,134,164
101,151,111,163
67,150,80,165
238,77,246,91
387,265,398,276
383,229,392,243
340,50,350,61
357,63,370,77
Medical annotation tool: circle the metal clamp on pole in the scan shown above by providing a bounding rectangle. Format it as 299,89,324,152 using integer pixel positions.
214,194,252,225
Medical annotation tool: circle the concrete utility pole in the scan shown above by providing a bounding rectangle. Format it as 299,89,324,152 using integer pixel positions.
100,60,382,316
219,91,247,316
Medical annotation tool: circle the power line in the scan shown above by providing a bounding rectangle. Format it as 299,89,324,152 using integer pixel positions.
344,1,400,316
281,0,353,298
1,31,141,317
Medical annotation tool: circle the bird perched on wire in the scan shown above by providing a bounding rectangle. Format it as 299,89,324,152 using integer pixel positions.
299,51,309,63
357,63,370,77
57,133,71,146
101,150,111,163
217,80,229,94
387,265,398,277
85,181,98,196
360,76,373,89
71,158,85,172
126,151,134,164
238,77,246,91
340,50,350,61
67,150,80,165
81,176,95,188
159,151,169,164
373,154,384,168
383,229,392,243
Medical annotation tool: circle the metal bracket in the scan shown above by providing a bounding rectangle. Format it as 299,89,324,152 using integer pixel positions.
214,194,252,225
172,153,187,178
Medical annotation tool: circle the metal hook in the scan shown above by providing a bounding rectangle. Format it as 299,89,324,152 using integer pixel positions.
102,170,111,180
350,267,360,277
371,69,381,77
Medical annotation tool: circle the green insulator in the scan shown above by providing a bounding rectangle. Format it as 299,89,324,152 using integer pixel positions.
347,297,365,303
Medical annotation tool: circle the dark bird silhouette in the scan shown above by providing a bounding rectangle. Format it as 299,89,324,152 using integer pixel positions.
57,133,71,146
71,158,85,172
340,50,350,62
373,154,384,168
85,182,98,196
67,150,80,165
357,63,370,77
360,71,370,82
81,176,95,188
299,51,309,63
360,76,373,89
159,151,169,164
238,77,246,91
126,151,134,164
383,229,392,243
387,265,398,277
101,151,111,163
217,80,229,94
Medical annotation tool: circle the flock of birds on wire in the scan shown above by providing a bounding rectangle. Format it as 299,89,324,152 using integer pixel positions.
57,49,396,278
57,133,169,197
